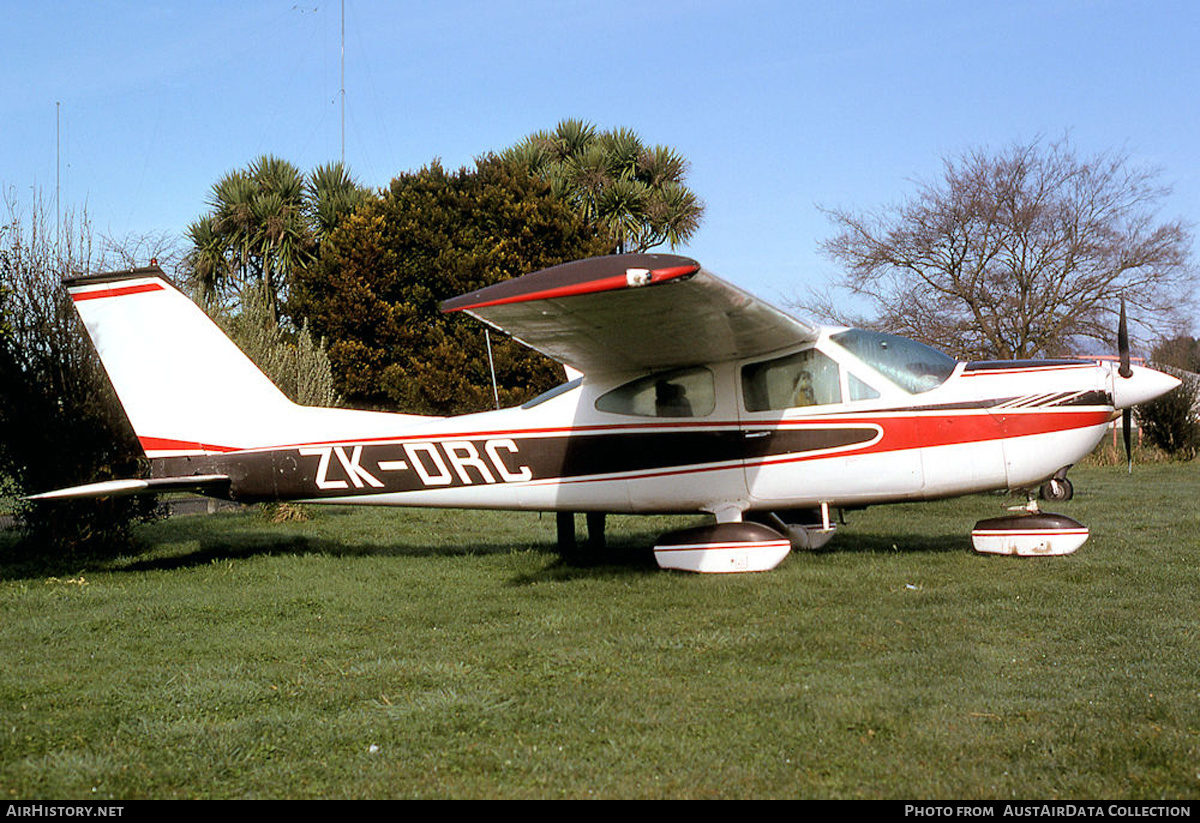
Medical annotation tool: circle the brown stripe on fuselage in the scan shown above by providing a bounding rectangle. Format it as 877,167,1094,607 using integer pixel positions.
150,426,881,502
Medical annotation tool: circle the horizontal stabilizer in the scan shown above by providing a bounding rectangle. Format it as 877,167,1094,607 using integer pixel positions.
26,474,231,501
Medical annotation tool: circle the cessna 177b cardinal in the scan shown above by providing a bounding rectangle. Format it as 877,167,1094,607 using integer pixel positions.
30,253,1180,572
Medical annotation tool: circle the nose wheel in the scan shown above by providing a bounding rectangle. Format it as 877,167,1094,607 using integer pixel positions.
1038,467,1074,502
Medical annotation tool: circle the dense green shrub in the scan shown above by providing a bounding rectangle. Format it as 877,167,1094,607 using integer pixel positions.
1136,366,1200,461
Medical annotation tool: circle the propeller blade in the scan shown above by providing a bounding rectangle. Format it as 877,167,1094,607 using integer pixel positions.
1123,408,1132,473
1118,297,1133,471
1118,297,1132,378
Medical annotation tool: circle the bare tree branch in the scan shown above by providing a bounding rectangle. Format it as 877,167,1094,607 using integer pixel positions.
799,137,1195,359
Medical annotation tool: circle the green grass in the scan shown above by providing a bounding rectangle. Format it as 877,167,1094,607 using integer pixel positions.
2,464,1199,799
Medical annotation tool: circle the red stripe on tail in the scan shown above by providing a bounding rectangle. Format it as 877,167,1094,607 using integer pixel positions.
71,282,165,302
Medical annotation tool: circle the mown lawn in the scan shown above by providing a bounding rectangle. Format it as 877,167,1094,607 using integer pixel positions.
1,463,1198,799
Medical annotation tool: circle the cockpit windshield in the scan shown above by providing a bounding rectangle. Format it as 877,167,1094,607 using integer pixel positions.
829,329,957,394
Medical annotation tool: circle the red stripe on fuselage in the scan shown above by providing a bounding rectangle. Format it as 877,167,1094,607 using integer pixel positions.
70,282,165,301
961,363,1095,377
832,408,1112,454
733,408,1113,474
545,408,1114,485
139,436,239,454
150,407,1113,460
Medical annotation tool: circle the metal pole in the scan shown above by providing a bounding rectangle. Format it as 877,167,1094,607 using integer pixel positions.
485,329,500,410
340,0,345,164
55,101,60,261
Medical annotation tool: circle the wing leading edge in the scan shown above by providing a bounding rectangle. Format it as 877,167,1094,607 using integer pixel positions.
441,254,818,375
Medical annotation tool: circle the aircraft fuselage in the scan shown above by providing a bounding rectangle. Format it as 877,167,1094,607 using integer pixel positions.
149,333,1135,522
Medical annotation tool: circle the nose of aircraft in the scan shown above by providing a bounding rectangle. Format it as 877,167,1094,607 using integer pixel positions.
1111,365,1183,409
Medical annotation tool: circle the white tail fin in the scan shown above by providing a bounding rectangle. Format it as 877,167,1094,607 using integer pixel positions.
67,269,298,455
66,267,424,457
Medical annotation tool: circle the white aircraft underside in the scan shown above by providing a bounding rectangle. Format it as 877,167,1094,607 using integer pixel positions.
32,253,1180,572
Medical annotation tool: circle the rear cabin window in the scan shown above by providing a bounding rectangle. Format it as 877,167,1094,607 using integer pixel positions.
595,367,716,418
742,349,842,412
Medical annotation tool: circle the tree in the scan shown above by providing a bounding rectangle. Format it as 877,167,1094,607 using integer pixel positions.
307,161,369,247
288,155,611,414
813,138,1195,360
186,156,368,321
1136,367,1200,461
501,119,704,254
0,191,160,561
208,282,338,407
185,157,365,406
1151,335,1200,374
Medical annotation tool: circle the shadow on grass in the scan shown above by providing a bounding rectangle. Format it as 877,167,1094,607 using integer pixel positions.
105,533,675,588
123,532,562,569
0,526,671,581
507,538,664,585
0,511,972,582
823,530,969,555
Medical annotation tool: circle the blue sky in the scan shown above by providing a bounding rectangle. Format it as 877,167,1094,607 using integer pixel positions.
4,0,1198,316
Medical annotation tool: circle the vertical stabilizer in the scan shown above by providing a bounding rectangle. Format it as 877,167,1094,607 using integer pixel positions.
66,268,299,456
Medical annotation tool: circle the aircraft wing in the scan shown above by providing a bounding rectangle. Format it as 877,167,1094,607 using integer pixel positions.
441,254,818,375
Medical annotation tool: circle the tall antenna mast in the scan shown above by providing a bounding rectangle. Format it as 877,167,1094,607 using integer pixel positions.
340,0,345,164
56,101,61,260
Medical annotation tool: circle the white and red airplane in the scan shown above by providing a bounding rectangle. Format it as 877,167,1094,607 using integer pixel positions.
30,253,1180,572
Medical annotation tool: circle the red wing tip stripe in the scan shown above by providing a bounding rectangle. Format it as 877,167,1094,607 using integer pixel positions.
71,282,165,301
446,264,699,312
646,264,701,281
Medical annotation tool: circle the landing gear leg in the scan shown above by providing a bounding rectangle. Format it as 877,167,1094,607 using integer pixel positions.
555,512,607,564
585,512,607,550
556,512,576,554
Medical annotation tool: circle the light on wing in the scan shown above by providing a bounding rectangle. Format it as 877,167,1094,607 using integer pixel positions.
441,254,818,375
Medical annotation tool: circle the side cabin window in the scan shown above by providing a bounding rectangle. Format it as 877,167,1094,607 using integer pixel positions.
742,349,842,412
848,373,881,401
595,367,716,418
